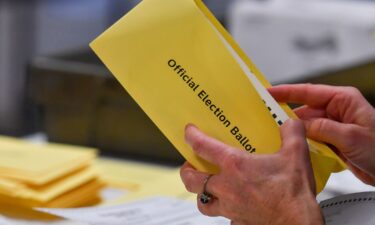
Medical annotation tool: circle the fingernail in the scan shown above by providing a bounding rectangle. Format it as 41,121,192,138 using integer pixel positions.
185,123,198,132
185,123,193,131
185,124,197,146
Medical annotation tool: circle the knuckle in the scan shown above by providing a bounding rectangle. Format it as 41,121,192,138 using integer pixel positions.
344,86,362,97
335,87,362,105
344,125,358,138
312,118,329,133
286,137,307,151
342,126,360,149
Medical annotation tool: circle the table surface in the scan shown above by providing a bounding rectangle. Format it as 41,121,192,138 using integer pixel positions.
1,134,374,224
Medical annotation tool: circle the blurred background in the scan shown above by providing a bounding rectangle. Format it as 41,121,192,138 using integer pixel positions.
0,0,375,164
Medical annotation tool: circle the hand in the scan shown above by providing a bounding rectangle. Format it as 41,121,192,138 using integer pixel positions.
180,120,324,225
269,84,375,185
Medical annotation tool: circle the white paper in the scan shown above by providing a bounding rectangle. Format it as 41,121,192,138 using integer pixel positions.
37,197,230,225
37,192,375,225
320,192,375,225
0,216,15,225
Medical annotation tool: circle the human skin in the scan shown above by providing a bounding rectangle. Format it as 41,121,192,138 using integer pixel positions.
180,120,324,225
269,84,375,185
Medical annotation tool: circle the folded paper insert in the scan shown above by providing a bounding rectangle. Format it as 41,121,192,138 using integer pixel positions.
90,0,345,193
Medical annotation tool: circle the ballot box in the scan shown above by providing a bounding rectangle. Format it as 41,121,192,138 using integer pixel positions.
28,51,184,165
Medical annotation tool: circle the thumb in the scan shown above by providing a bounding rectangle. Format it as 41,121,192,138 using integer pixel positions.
279,120,311,166
279,120,316,193
279,119,309,159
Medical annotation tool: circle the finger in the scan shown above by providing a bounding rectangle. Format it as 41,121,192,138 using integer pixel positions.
180,162,212,194
197,195,221,217
303,118,363,154
185,124,240,167
294,106,327,120
279,119,310,163
269,84,340,107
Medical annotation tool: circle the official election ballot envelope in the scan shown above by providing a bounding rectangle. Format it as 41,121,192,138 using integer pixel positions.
91,0,346,192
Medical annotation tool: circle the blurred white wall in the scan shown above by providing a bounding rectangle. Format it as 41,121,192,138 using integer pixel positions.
34,0,109,55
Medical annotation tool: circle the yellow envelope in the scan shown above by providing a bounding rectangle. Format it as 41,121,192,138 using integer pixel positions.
96,158,175,191
0,136,97,186
90,0,345,193
105,168,196,206
0,179,104,209
0,166,100,207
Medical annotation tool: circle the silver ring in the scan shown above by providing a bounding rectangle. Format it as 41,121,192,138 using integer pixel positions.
199,175,213,204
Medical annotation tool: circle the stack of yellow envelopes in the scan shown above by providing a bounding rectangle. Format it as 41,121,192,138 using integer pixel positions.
0,136,103,214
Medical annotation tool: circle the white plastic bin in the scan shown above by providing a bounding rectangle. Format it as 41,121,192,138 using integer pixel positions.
229,0,375,84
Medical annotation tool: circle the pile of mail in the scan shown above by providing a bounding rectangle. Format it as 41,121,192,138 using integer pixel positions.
0,136,103,214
